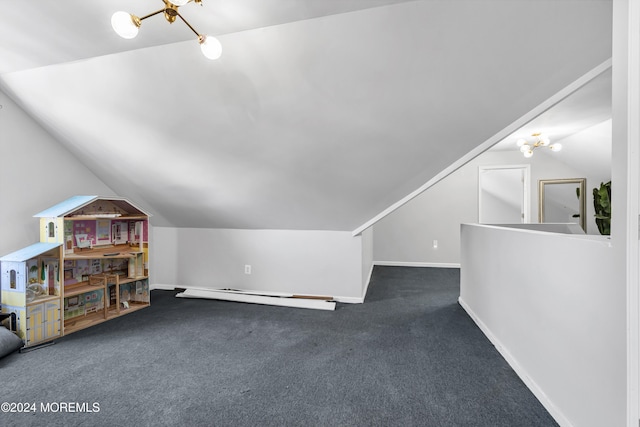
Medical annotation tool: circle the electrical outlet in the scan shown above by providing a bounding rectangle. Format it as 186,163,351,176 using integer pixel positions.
433,240,438,249
244,265,252,275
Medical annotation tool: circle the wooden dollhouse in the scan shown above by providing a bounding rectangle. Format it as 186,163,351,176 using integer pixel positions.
0,196,151,347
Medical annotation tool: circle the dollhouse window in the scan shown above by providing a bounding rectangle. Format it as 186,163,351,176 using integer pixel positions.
9,270,16,289
48,221,55,238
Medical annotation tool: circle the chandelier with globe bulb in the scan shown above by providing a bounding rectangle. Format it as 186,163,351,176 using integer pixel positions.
111,0,222,60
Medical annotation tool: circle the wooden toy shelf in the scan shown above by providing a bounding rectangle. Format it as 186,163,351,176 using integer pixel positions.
65,244,146,260
63,301,148,335
64,274,147,297
63,267,150,335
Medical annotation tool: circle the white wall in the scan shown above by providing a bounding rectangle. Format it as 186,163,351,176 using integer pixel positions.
150,226,179,289
373,140,611,265
151,227,365,301
360,227,374,296
0,89,116,256
0,90,369,303
459,224,625,427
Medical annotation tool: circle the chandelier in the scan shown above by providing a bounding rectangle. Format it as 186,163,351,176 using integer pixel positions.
516,133,562,158
111,0,222,60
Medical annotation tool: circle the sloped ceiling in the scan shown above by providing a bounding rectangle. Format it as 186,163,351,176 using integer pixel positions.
0,0,612,230
491,67,612,181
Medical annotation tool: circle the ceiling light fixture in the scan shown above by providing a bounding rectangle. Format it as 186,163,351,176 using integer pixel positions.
516,133,562,158
111,0,222,60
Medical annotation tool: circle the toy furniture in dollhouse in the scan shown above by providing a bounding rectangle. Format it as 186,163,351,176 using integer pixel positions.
75,234,91,250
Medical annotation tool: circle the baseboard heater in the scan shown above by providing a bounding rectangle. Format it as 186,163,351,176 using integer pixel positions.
175,288,336,311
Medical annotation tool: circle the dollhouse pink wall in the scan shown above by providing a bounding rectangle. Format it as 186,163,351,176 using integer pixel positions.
71,220,148,247
72,221,96,245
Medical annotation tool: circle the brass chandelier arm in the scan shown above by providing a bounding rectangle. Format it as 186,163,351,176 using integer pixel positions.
139,8,166,22
176,12,203,38
111,0,221,59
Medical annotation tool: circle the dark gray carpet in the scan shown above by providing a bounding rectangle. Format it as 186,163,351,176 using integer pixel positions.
0,266,557,426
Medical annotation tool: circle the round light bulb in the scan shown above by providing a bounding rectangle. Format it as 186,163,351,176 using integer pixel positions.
169,0,190,5
523,149,534,158
520,144,530,153
516,138,527,147
539,135,550,146
200,35,222,60
112,11,139,39
549,143,562,152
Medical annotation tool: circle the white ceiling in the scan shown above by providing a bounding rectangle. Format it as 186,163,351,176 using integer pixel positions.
0,0,417,74
491,67,612,180
0,0,613,230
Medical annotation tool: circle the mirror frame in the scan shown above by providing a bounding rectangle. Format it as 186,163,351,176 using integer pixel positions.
538,178,587,232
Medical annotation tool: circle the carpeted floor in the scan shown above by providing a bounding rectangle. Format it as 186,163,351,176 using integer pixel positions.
0,266,557,426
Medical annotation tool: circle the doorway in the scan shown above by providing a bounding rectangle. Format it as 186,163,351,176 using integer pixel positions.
478,165,530,224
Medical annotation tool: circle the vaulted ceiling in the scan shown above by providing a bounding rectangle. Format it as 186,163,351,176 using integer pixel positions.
0,0,612,230
491,67,612,181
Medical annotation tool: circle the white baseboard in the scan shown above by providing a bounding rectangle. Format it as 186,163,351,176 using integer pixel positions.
150,283,362,305
177,288,336,311
458,297,572,427
150,283,177,291
374,261,461,268
223,288,361,303
352,263,376,304
366,263,375,285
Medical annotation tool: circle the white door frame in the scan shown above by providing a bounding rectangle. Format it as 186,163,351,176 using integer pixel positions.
478,164,530,224
613,1,640,425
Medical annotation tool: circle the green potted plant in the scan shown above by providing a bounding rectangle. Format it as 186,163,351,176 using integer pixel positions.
593,181,611,235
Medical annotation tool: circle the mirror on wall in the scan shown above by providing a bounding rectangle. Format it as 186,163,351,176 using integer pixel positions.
538,178,586,231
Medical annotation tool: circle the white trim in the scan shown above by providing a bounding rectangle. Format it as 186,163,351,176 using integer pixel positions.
478,164,531,224
366,263,374,286
353,263,376,304
150,283,177,291
374,261,461,269
352,59,612,236
458,297,572,427
176,288,336,311
189,287,296,298
151,283,363,304
624,0,640,423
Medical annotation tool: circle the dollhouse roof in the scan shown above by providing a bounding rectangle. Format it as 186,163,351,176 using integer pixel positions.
0,242,61,262
33,195,150,219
